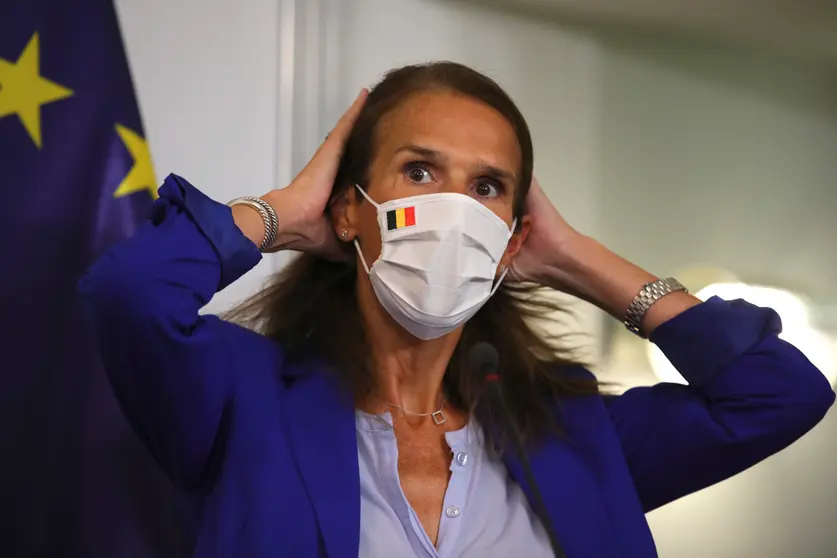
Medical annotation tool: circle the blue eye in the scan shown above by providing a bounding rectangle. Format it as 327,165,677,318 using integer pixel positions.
404,163,433,184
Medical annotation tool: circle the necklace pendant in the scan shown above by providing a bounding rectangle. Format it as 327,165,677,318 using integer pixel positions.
431,409,447,426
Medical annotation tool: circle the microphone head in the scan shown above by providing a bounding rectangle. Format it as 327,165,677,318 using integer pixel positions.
469,341,499,382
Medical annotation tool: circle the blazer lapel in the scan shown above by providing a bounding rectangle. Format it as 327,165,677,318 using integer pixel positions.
282,366,359,558
503,440,618,558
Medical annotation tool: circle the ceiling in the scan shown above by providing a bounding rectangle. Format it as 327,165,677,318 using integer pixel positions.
464,0,837,64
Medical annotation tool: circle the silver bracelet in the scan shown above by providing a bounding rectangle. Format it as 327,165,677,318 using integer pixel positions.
623,277,688,338
227,196,278,252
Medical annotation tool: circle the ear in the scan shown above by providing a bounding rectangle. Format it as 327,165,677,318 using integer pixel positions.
498,215,530,272
329,186,359,242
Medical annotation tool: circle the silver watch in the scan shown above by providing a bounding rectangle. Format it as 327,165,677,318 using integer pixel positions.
624,277,688,337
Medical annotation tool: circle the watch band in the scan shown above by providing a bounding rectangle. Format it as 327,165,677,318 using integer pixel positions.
227,196,278,252
624,277,689,337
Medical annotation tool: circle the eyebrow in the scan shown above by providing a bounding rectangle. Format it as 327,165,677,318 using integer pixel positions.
394,144,517,183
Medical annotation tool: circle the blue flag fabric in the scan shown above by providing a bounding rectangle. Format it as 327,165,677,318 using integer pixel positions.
0,1,187,556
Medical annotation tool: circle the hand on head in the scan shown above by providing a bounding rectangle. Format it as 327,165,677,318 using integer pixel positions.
507,176,581,286
262,89,369,258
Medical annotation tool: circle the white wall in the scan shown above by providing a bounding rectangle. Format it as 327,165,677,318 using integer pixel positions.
117,0,837,555
116,0,288,312
589,31,837,557
596,33,837,300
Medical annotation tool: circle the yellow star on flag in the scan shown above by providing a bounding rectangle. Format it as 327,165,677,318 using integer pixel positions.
0,32,74,148
114,123,158,199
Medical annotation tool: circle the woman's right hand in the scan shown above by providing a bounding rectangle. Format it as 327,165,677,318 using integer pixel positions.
260,89,368,258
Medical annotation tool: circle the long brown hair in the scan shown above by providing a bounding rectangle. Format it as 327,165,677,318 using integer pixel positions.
227,62,601,449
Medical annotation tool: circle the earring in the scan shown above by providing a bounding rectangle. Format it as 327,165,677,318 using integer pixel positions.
341,229,348,238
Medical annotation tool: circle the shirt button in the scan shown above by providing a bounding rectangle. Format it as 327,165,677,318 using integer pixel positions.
445,506,460,518
454,452,469,467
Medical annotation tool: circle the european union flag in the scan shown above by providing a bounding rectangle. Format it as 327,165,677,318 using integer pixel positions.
1,1,187,556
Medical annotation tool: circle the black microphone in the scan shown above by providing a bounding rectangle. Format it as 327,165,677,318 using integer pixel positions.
469,342,567,558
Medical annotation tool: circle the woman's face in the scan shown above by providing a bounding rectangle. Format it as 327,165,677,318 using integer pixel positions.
339,90,530,271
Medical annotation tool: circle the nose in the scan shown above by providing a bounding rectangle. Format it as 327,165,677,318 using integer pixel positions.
441,168,472,197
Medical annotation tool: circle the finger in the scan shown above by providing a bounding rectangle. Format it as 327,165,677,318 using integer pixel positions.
306,226,352,262
320,88,368,154
318,240,354,263
299,89,368,179
524,177,547,209
506,263,528,284
528,176,544,198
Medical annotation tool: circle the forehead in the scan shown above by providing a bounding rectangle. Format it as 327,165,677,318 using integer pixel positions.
375,91,521,178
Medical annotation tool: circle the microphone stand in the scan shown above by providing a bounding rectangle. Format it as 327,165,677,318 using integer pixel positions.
470,341,567,558
485,379,567,558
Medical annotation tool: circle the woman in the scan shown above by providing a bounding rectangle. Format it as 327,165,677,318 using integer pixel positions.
80,62,833,557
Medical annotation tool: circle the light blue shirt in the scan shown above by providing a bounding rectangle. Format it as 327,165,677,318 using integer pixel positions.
355,411,555,557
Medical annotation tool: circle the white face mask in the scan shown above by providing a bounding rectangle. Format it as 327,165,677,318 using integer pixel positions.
353,185,516,340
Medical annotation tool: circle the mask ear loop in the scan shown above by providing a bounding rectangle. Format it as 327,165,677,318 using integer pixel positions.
489,217,518,295
353,239,372,275
352,184,378,275
354,184,379,208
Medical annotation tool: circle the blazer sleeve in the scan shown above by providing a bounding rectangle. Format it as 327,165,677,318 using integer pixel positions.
78,173,279,491
605,296,835,513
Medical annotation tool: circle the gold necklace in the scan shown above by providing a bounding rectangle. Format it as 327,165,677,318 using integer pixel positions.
381,398,448,426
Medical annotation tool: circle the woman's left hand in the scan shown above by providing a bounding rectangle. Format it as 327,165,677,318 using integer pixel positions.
510,176,700,333
508,176,584,294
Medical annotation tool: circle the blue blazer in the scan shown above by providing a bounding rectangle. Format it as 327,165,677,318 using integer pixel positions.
79,175,835,558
